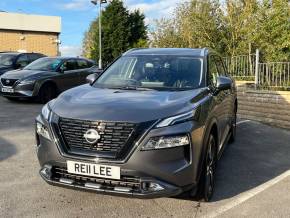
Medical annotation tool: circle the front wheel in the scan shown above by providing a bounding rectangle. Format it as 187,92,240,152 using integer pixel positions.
195,134,217,202
37,84,56,104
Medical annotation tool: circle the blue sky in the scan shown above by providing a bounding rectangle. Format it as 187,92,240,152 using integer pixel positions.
0,0,183,56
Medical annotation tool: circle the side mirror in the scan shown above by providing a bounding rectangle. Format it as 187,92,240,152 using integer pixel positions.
216,76,232,91
86,73,99,85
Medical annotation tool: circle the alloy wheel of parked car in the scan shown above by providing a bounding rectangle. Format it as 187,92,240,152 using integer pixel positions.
38,84,56,104
203,134,217,202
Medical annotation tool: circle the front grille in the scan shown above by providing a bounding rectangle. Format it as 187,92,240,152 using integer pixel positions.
59,117,136,156
1,78,18,87
52,166,141,191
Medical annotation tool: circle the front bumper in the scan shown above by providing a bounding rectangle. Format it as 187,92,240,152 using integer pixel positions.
35,114,205,198
0,82,35,98
39,164,185,198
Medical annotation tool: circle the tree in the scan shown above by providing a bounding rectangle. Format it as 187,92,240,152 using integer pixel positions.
257,0,290,61
129,10,148,47
151,0,226,54
82,0,147,66
223,0,260,57
151,0,290,62
82,20,97,58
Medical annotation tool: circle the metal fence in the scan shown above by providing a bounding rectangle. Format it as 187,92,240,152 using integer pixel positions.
223,54,256,80
224,50,290,90
258,62,290,90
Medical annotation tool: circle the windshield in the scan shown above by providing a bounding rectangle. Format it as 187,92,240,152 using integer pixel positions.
0,54,17,66
94,55,203,91
24,58,62,71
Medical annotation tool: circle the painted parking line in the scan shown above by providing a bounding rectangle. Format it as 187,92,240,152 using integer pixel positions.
204,170,290,218
236,120,251,125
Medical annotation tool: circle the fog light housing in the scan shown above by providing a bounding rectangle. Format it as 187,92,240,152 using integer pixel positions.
40,165,52,179
36,122,51,141
142,135,190,151
142,182,164,192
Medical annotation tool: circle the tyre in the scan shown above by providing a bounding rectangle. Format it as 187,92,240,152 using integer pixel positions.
195,134,217,202
229,108,237,144
37,83,56,104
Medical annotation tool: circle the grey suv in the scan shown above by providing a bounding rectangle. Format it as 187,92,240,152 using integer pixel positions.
35,48,237,201
0,57,95,103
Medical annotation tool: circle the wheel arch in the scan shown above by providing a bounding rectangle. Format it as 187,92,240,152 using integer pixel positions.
196,118,219,183
35,79,59,96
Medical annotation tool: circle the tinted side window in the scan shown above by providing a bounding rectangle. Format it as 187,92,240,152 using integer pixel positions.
16,54,29,68
87,61,94,68
77,60,89,69
28,54,43,62
61,60,77,71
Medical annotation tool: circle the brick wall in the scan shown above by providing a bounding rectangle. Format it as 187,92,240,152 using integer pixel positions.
0,29,59,56
237,83,290,129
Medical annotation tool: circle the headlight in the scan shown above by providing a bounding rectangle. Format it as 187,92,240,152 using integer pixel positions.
41,103,51,120
19,79,35,85
141,135,190,150
156,110,195,128
36,122,51,141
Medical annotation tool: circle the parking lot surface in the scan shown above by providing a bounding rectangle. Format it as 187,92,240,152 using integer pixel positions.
1,96,290,218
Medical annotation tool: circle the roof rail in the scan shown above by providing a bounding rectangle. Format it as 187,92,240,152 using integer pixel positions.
123,48,145,56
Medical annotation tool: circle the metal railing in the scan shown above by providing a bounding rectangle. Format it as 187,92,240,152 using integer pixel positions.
223,54,256,80
258,62,290,90
224,50,290,90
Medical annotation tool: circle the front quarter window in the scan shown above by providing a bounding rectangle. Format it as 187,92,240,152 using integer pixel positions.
94,55,203,91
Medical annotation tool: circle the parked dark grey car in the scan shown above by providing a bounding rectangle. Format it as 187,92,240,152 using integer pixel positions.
0,52,45,76
35,48,237,201
0,57,95,103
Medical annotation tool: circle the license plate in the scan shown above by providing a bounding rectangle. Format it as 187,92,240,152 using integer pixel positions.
67,160,120,180
1,87,14,93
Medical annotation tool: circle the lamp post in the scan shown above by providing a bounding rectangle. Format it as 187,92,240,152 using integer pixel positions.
91,0,108,69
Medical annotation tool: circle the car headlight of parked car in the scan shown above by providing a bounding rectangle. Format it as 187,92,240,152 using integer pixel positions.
141,111,195,150
36,103,52,141
41,103,51,120
19,79,35,85
142,135,190,150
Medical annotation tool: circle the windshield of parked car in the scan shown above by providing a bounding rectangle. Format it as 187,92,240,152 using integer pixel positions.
94,55,203,91
0,54,17,66
24,58,62,71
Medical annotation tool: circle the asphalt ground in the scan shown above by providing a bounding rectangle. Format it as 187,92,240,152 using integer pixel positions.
1,96,290,218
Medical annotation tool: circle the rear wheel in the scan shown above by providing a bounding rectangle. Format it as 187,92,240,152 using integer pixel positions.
195,134,217,202
37,83,56,104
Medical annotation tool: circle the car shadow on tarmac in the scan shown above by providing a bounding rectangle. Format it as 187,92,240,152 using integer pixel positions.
0,97,43,131
0,137,17,161
212,121,290,201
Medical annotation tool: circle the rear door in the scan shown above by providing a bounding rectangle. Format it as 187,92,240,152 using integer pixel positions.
57,59,80,91
76,59,94,84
